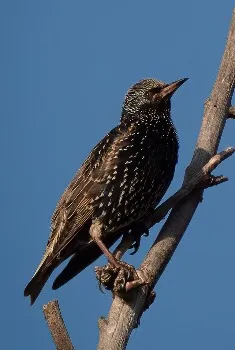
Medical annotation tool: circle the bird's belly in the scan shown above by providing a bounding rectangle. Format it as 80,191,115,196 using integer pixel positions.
92,159,176,233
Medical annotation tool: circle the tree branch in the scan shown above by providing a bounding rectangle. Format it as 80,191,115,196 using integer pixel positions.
97,9,235,350
43,300,74,350
145,146,234,228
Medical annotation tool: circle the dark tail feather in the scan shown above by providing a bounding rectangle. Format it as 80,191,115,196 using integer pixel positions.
52,242,103,289
24,263,55,305
52,232,122,290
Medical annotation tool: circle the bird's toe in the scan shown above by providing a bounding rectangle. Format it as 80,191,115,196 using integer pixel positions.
95,264,119,291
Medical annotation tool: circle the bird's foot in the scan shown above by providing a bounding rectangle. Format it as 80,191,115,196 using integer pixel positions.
95,261,148,296
128,222,149,255
95,263,119,291
113,261,139,294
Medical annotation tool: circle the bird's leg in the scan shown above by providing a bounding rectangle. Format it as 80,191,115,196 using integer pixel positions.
91,222,140,292
94,224,150,295
95,234,136,290
90,222,121,269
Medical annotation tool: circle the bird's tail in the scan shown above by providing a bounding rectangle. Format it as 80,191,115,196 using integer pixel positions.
52,231,122,290
24,256,56,305
52,242,103,290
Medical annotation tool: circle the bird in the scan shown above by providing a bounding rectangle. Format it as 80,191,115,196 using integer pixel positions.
24,77,188,305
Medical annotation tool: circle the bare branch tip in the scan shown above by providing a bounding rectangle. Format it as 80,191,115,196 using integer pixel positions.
225,146,235,155
43,299,75,350
202,148,234,176
43,299,58,311
228,106,235,119
210,175,229,187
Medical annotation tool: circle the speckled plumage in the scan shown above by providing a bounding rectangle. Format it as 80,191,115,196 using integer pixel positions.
24,77,187,304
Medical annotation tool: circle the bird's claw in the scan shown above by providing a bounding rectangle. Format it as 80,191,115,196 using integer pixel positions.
95,264,119,291
113,261,138,294
128,222,149,255
143,228,149,237
95,261,139,295
129,240,140,255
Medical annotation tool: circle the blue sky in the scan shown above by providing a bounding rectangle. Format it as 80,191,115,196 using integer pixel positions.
1,1,235,349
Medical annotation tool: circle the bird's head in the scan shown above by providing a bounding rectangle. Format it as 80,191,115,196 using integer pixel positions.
121,78,188,121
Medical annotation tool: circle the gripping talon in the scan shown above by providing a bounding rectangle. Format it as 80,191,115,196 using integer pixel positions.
128,221,149,255
129,241,140,255
95,267,105,293
95,264,119,291
113,262,138,294
130,245,138,255
143,228,149,237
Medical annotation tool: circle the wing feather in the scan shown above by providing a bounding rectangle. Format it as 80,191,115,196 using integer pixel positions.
42,126,121,264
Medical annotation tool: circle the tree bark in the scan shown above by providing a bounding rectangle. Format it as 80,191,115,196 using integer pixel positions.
43,300,74,350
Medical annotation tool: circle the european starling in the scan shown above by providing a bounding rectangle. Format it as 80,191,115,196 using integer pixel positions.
24,77,187,304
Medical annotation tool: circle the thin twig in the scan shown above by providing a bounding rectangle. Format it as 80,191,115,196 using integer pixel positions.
145,146,234,228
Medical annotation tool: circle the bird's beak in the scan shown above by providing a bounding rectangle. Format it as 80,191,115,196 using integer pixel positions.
159,78,188,100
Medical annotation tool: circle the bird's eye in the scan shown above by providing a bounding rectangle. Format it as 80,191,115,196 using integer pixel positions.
151,87,162,94
145,91,151,99
146,87,162,100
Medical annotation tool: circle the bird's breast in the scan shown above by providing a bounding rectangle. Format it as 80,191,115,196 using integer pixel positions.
91,116,178,234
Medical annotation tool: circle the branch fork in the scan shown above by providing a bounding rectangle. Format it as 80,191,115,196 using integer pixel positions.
95,147,234,296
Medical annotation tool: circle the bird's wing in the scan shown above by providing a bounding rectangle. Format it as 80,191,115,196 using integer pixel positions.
40,127,121,267
25,124,140,304
38,121,167,270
